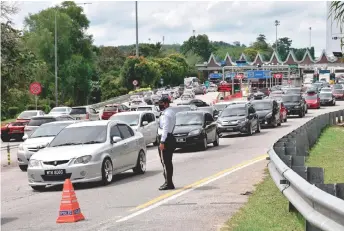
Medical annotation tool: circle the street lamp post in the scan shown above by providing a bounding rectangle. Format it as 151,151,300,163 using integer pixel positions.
274,20,280,52
54,2,91,107
309,27,312,48
135,1,139,57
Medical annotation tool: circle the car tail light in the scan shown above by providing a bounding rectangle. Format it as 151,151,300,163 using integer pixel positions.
86,113,89,120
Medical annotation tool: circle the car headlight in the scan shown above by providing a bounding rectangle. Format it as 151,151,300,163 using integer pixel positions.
294,105,300,108
188,129,201,136
29,159,41,167
74,155,92,164
239,118,248,123
18,144,24,151
265,112,272,118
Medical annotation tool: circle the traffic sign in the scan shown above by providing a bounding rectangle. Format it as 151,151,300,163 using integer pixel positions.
160,78,164,85
132,80,138,86
235,74,244,79
29,82,42,95
246,70,271,79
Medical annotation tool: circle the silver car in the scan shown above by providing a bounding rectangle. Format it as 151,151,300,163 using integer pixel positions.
70,106,100,121
23,114,75,139
17,121,78,171
49,106,72,115
27,120,147,191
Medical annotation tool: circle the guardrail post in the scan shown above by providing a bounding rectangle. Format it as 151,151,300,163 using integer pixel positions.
336,183,344,200
7,143,10,166
338,111,342,123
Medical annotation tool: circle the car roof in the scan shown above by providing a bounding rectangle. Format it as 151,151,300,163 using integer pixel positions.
215,101,233,105
31,114,67,119
105,104,119,107
177,111,205,115
112,111,148,116
251,99,273,103
51,106,71,109
224,104,247,109
66,120,110,128
137,105,154,108
40,120,78,126
22,110,40,112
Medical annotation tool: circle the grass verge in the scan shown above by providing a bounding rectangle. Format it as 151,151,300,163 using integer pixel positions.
306,126,344,183
221,169,304,231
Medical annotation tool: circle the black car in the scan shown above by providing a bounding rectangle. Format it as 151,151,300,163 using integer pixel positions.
282,94,306,118
189,99,209,107
248,91,266,100
173,111,219,150
319,92,336,106
216,103,260,136
251,99,281,127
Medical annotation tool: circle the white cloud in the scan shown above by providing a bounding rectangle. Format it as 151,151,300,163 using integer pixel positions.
9,1,333,56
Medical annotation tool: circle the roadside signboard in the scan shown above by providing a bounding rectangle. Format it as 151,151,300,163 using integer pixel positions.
29,82,42,95
246,70,271,79
132,80,138,86
273,73,283,79
235,74,244,79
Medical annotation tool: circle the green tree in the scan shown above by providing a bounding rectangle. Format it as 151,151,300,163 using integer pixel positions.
329,1,344,53
273,37,293,61
243,47,258,61
180,34,217,61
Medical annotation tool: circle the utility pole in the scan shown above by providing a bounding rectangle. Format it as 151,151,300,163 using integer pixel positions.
54,2,91,107
162,35,164,45
135,1,139,57
274,20,280,52
193,29,196,36
309,27,312,48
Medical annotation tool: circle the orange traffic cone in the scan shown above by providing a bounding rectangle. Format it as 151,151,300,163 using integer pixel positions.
56,179,85,223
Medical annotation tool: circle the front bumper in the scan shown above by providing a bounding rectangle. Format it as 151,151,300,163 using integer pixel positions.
17,149,38,165
27,160,102,186
320,100,334,106
174,134,205,148
286,107,302,115
259,117,274,126
333,94,344,100
217,123,249,134
306,103,319,109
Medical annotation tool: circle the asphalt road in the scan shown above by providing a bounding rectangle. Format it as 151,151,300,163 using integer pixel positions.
1,95,344,231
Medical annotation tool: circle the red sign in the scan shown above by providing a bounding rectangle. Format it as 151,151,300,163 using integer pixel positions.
288,80,292,84
29,82,42,95
132,80,138,86
273,73,283,79
235,74,244,79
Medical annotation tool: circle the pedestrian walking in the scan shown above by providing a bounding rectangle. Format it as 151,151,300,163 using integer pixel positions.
157,96,176,190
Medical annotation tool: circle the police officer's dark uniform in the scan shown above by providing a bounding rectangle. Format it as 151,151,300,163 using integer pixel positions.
158,96,176,190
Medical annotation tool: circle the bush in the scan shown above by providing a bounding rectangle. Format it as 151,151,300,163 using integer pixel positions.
27,105,36,110
8,107,19,118
128,87,152,94
42,104,51,114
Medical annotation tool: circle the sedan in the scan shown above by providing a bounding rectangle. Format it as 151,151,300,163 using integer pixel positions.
304,92,320,109
319,92,336,106
49,107,72,115
27,120,147,191
17,121,78,171
251,99,281,127
173,111,219,151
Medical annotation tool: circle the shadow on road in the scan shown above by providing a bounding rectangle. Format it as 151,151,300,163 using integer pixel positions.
174,144,230,153
1,217,18,225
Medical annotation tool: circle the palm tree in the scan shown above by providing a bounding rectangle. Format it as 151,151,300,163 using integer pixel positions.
329,1,344,53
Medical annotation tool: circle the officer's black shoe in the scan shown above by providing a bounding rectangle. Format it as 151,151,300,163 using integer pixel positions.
159,183,175,190
159,183,167,190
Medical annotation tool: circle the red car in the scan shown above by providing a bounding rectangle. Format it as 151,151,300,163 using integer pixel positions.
332,88,344,100
304,92,320,109
278,101,287,123
101,104,130,120
1,110,44,142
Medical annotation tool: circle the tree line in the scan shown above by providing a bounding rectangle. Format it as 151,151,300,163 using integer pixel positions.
1,1,342,120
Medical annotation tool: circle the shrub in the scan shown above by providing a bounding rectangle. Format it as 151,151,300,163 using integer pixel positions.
42,104,51,114
8,107,19,118
26,105,36,110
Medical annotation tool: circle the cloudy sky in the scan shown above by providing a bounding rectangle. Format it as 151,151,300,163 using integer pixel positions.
9,1,338,56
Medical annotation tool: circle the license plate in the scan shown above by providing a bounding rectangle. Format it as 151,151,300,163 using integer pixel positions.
226,128,233,131
45,169,65,175
12,130,21,133
176,138,186,142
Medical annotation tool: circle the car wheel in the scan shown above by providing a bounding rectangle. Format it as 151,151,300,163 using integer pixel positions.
31,186,46,192
153,135,159,146
256,123,261,133
247,124,253,136
299,111,303,118
101,157,113,185
277,119,282,126
133,150,146,174
273,120,278,128
213,133,219,146
200,137,208,151
19,165,28,172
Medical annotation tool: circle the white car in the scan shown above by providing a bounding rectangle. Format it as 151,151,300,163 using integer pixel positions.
49,107,72,115
17,121,78,171
27,120,147,191
184,89,195,98
110,111,159,146
136,105,161,119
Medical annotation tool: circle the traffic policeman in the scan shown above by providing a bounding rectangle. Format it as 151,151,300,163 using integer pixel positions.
158,96,176,190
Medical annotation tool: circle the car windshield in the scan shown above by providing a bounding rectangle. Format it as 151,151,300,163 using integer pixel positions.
321,88,332,92
70,107,87,115
197,107,212,113
286,88,301,94
282,95,301,103
31,123,72,138
221,107,246,117
50,108,67,112
49,125,107,147
252,102,272,111
110,114,140,126
104,106,118,112
176,113,203,126
213,104,228,111
333,84,343,89
320,93,332,99
304,94,318,100
333,89,344,93
181,96,191,100
17,111,37,119
269,95,283,101
137,107,152,111
28,117,56,126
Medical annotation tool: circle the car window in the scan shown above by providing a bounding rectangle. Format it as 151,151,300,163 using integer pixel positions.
70,107,87,115
147,113,155,123
28,117,56,126
205,113,214,122
90,108,97,114
248,106,255,114
110,125,121,138
118,124,134,139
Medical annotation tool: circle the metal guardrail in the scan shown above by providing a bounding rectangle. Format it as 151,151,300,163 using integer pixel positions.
268,109,344,231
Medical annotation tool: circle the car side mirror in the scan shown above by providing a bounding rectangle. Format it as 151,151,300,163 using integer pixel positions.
22,134,28,141
142,121,149,126
111,136,122,144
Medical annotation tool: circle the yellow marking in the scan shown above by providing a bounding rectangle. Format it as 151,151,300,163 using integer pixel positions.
130,154,268,211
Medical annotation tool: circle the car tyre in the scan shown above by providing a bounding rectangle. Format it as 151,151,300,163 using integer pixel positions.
256,123,261,133
1,134,10,142
213,133,219,146
200,137,208,151
19,165,28,172
31,186,46,192
247,124,253,136
101,157,113,185
133,150,146,174
299,111,303,118
277,119,282,126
